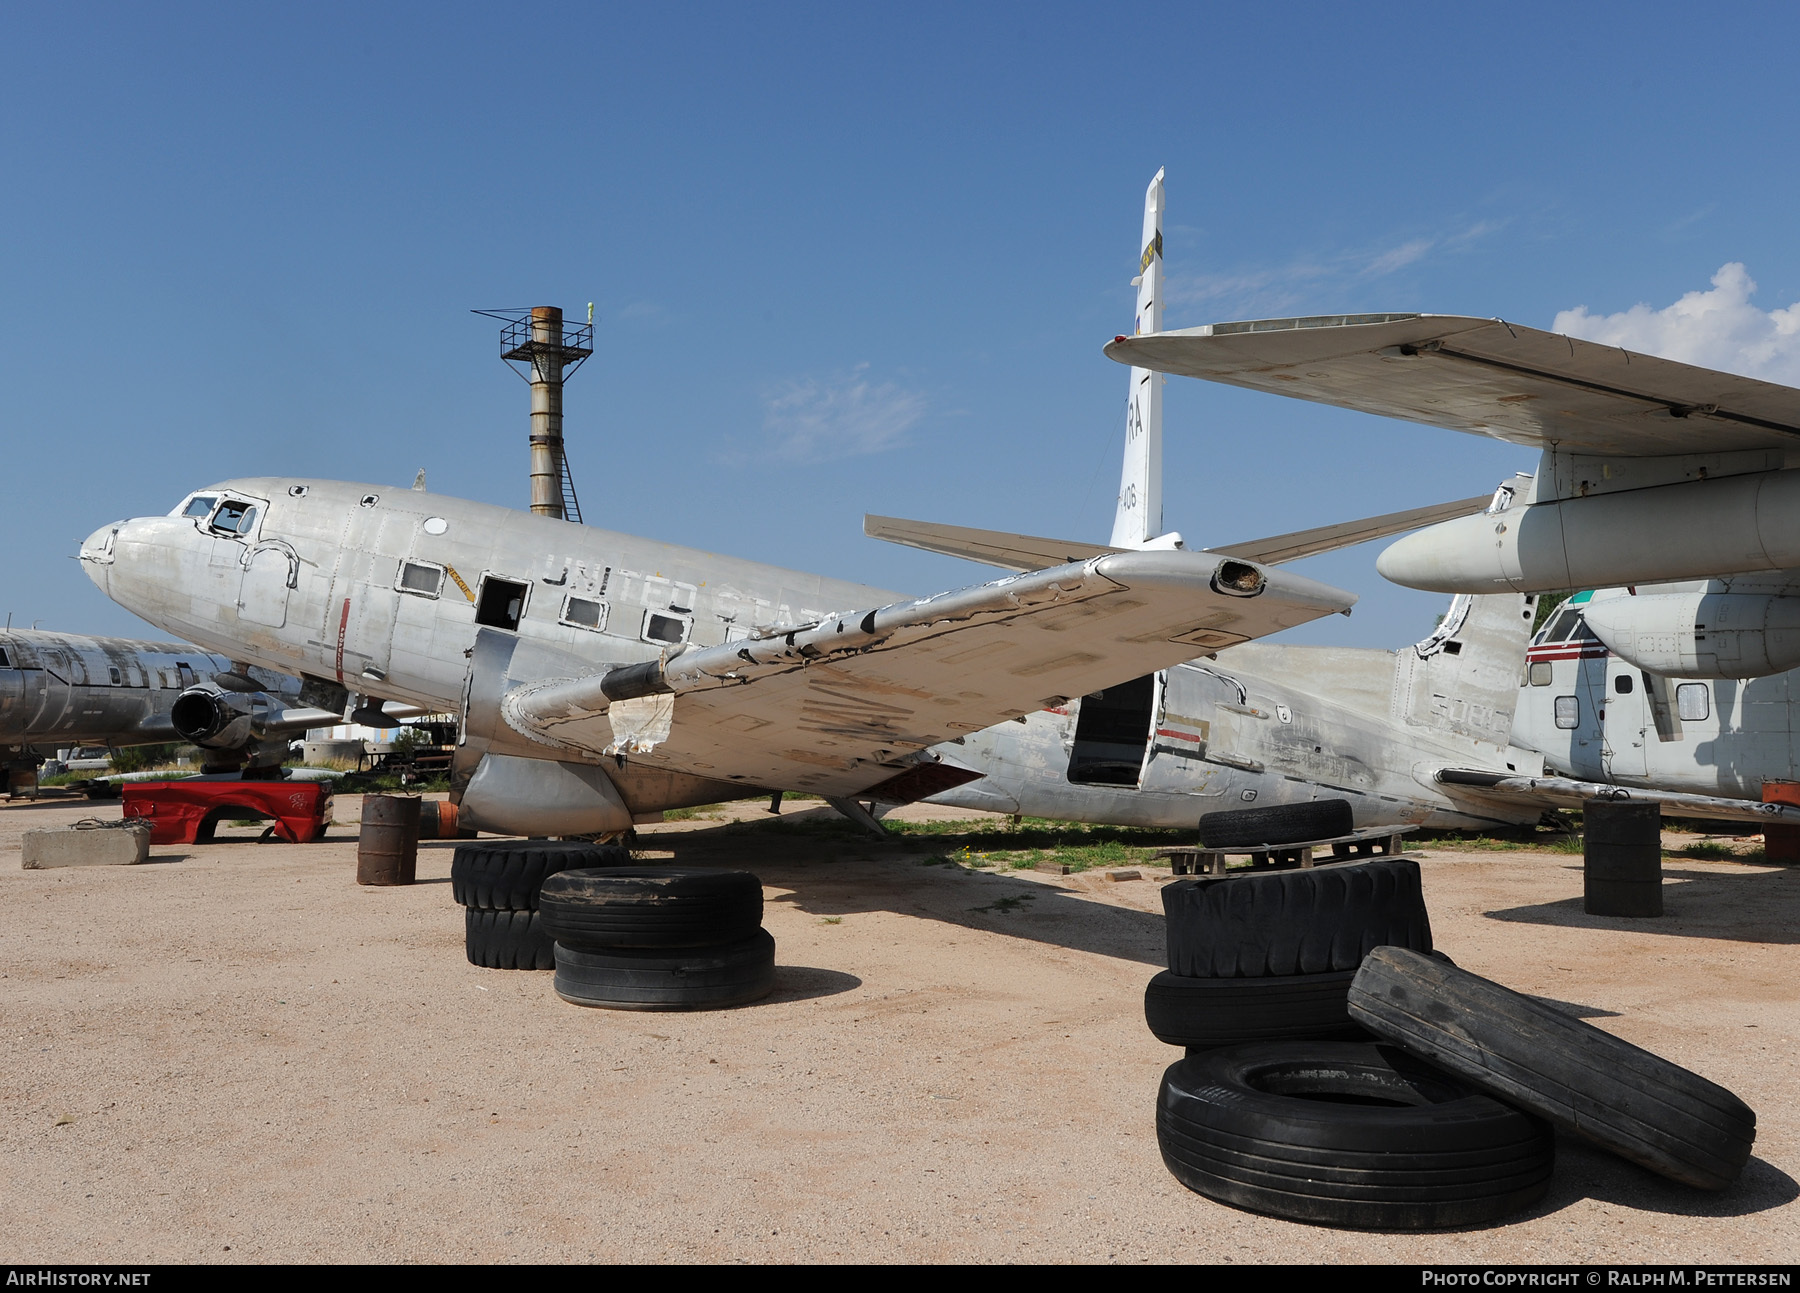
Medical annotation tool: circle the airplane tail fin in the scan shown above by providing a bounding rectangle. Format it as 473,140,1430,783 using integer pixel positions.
1390,474,1538,750
1110,167,1167,548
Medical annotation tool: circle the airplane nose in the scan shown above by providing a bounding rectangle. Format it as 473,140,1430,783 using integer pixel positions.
79,521,123,591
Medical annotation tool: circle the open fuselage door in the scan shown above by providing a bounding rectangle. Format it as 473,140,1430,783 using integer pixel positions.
1066,671,1161,787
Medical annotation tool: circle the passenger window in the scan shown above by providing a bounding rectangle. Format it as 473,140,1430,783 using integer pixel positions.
109,667,122,685
561,596,608,631
1528,661,1553,686
182,495,219,519
397,562,444,598
475,577,530,631
1614,675,1634,694
643,611,689,645
1554,695,1580,730
1676,683,1710,722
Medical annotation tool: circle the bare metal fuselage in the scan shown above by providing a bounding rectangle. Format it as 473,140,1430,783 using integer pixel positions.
0,629,233,762
928,639,1542,831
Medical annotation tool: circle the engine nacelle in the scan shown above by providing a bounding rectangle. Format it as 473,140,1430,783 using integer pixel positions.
169,682,285,749
453,627,636,837
1581,592,1800,679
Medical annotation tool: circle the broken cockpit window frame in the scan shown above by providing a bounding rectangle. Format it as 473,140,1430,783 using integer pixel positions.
396,561,446,599
560,596,608,632
208,499,259,537
177,494,220,520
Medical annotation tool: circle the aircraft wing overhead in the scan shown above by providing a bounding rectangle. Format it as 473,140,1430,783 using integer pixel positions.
1435,768,1800,828
1104,314,1800,458
499,552,1354,798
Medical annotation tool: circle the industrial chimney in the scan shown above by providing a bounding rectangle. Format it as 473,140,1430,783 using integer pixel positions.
475,305,594,521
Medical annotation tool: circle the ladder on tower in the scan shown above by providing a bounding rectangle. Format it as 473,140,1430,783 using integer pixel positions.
559,453,584,524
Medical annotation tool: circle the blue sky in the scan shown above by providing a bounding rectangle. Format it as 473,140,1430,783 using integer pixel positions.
6,3,1799,648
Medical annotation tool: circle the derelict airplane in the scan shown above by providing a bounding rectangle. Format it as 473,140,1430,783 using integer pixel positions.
1104,304,1800,824
78,477,1356,836
0,626,342,792
866,169,1553,831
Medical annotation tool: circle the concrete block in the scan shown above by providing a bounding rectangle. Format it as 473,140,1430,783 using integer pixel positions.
22,820,152,869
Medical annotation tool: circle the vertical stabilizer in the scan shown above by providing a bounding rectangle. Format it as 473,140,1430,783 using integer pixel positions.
1390,474,1539,750
1110,168,1166,547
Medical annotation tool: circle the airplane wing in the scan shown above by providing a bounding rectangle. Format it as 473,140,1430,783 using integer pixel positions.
493,551,1354,798
1103,314,1800,459
863,493,1490,574
1435,768,1800,828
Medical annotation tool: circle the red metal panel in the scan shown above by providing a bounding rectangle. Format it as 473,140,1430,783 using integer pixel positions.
122,780,331,846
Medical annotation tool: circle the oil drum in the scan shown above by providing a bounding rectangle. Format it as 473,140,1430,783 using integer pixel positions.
1582,798,1663,917
357,793,422,886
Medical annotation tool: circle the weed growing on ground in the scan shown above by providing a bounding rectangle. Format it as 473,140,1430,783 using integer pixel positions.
968,894,1035,915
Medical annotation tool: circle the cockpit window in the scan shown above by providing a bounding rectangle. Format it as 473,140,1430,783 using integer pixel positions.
210,501,258,536
182,495,219,519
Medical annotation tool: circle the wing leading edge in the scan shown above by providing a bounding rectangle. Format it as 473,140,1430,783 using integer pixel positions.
498,550,1355,797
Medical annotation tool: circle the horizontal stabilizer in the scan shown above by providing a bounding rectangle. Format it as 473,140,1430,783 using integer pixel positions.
864,514,1121,572
1205,494,1492,566
1436,768,1800,827
1105,314,1800,460
865,492,1491,574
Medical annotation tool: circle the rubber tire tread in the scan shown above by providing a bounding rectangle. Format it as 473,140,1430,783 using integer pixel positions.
1199,799,1354,850
1157,1041,1553,1229
464,908,555,971
1162,858,1432,977
1348,947,1755,1190
451,840,629,910
540,867,763,950
553,930,776,1010
1144,969,1366,1050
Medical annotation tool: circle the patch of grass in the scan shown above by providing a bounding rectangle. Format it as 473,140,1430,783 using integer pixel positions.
662,803,725,821
817,916,843,925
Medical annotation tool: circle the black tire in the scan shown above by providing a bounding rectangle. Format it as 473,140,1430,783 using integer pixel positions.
450,840,629,910
464,908,555,971
1157,1041,1554,1229
539,867,763,951
553,931,777,1010
1144,969,1367,1050
1162,859,1433,977
1199,799,1354,850
1349,947,1755,1190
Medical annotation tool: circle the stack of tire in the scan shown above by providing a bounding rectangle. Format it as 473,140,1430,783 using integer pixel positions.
538,867,776,1010
1146,825,1757,1226
452,839,629,970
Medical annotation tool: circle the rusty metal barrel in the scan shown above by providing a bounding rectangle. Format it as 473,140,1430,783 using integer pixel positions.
357,794,421,886
1583,798,1663,917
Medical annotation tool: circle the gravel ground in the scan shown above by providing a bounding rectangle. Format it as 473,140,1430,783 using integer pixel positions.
0,793,1794,1264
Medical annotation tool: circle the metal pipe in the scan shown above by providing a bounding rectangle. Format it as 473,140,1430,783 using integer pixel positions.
529,306,565,519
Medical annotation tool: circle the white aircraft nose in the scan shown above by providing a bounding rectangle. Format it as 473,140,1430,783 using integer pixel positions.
79,522,122,588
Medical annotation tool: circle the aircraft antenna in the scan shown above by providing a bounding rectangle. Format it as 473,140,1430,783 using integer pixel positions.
472,305,594,522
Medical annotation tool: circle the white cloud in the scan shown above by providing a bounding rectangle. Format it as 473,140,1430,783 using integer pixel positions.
760,363,926,461
1554,263,1800,384
1361,238,1434,277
